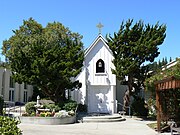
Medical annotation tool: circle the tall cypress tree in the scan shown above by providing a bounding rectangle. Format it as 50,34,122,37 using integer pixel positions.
107,19,166,110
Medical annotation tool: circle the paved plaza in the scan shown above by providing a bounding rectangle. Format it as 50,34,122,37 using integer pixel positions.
18,117,172,135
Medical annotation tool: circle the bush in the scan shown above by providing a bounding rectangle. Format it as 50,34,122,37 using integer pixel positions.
39,112,52,117
68,110,75,116
0,95,4,115
25,102,36,114
30,112,36,116
54,110,74,118
131,96,148,117
22,112,30,117
15,102,25,106
39,112,46,117
63,101,77,111
43,104,61,112
0,116,22,134
147,98,156,119
77,103,87,112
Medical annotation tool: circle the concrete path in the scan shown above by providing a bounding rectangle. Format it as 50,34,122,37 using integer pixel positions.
18,117,164,135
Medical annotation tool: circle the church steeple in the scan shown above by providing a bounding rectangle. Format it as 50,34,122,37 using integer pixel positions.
96,22,104,34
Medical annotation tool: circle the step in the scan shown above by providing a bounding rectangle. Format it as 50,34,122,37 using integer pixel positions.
82,114,126,123
83,114,122,119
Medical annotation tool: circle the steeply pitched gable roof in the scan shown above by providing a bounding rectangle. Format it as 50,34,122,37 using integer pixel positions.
84,34,112,57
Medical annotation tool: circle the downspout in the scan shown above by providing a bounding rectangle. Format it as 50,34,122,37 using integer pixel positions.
84,61,88,105
18,84,21,102
1,68,5,96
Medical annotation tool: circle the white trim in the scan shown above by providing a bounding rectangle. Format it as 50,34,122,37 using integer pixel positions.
85,34,112,57
95,73,107,76
162,59,178,70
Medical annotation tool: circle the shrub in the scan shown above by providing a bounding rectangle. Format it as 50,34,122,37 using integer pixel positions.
68,110,75,116
30,112,36,116
147,98,156,119
43,104,61,112
39,112,52,117
15,102,25,106
22,112,30,117
131,96,148,117
0,95,4,115
0,116,22,134
39,112,46,117
63,101,77,111
25,102,36,115
54,110,72,118
77,103,87,112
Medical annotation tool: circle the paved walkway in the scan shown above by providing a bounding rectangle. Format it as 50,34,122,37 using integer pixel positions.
18,117,168,135
5,106,175,134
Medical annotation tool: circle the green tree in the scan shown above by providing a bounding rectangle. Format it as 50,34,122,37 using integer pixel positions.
165,57,168,65
147,57,171,75
158,59,162,69
107,19,166,109
169,57,172,62
161,57,168,66
2,18,84,103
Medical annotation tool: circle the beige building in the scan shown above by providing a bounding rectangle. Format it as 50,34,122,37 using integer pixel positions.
0,67,33,103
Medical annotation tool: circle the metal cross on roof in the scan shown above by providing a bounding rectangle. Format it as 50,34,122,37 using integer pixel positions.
96,22,104,34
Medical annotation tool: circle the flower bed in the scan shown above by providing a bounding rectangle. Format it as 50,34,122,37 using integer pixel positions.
20,100,78,125
19,115,76,125
20,110,76,125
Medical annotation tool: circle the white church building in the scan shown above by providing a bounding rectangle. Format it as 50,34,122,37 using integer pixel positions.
71,33,128,114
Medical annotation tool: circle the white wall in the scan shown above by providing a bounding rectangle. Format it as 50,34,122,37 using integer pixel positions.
73,35,118,114
85,39,116,86
116,79,128,112
72,67,86,104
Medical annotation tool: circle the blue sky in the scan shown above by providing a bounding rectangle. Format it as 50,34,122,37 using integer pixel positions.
0,0,180,62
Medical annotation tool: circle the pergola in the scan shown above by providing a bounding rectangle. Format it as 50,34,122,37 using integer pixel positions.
155,76,180,132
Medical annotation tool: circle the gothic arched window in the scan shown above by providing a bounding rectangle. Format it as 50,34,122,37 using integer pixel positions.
96,59,105,73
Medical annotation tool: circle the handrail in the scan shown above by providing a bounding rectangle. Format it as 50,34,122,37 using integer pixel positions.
171,121,180,135
3,101,15,117
117,102,131,117
3,101,22,117
4,101,15,106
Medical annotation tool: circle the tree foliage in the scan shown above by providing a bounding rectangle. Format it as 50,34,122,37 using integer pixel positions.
2,18,84,103
147,57,171,72
145,58,180,95
107,19,166,95
145,59,180,124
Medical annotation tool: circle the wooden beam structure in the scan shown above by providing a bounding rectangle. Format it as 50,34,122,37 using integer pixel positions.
155,76,180,132
155,76,180,91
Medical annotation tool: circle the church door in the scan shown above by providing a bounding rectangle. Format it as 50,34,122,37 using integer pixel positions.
88,86,110,114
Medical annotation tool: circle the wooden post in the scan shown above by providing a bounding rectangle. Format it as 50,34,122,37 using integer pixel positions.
154,76,180,132
156,89,161,132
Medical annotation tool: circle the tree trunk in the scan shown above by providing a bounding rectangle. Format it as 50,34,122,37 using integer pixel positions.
123,75,133,114
123,89,130,113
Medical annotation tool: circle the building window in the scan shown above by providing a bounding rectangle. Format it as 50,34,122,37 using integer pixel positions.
96,59,105,73
24,83,27,89
9,89,14,101
9,76,15,102
23,91,28,103
9,76,15,88
2,71,5,95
